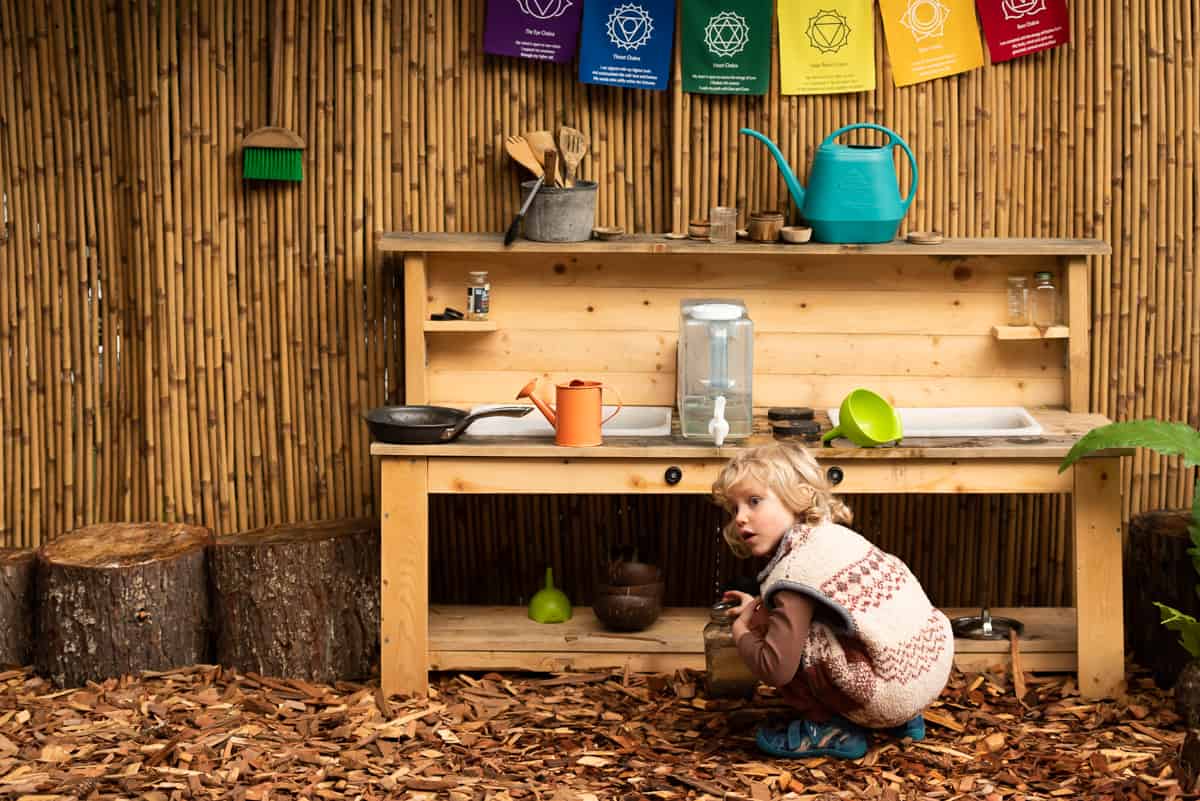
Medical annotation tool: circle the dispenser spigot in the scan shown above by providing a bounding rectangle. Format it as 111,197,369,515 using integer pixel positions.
708,395,730,447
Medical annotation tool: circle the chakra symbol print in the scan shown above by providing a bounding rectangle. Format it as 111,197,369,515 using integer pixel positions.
899,0,950,41
805,9,851,54
606,3,654,50
1000,0,1046,18
704,11,750,58
516,0,574,19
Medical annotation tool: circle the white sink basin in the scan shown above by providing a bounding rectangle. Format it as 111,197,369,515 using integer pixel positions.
464,404,673,437
827,406,1042,438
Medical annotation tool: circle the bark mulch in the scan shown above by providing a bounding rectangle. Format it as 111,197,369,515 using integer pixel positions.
0,663,1189,801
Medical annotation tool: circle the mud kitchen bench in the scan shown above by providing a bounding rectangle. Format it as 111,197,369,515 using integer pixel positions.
374,233,1126,699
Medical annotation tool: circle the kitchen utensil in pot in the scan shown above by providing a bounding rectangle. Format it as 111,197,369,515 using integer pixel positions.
822,388,903,447
523,130,562,186
504,173,546,246
364,404,532,444
558,126,588,187
504,135,544,177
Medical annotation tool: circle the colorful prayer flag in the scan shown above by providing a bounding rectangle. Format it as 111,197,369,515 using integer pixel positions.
976,0,1070,63
483,0,584,63
878,0,985,86
578,0,676,90
778,0,875,95
680,0,772,95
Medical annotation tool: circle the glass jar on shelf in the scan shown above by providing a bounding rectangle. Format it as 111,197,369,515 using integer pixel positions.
1005,275,1030,326
1031,271,1059,328
702,601,758,698
466,270,490,321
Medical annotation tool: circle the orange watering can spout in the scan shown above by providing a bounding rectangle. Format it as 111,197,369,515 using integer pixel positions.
517,378,557,428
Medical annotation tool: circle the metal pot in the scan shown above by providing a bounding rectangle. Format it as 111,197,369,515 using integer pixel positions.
950,607,1024,640
364,405,532,444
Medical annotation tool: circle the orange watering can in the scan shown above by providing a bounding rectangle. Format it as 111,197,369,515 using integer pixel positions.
517,378,623,447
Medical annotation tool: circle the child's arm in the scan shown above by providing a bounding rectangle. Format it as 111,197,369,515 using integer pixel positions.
731,590,815,688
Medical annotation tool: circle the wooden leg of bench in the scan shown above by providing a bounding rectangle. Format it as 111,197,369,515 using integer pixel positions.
1073,457,1124,699
380,456,429,697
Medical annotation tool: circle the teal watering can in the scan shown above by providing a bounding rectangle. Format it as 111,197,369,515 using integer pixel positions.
740,123,918,244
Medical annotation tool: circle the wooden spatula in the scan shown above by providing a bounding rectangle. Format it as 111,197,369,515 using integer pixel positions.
523,130,562,186
504,134,543,177
558,126,588,187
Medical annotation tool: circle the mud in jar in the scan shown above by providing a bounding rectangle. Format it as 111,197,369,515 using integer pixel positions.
466,270,490,321
702,601,758,698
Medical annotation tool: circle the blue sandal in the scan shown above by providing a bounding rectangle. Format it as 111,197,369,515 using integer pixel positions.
886,714,926,741
755,717,868,760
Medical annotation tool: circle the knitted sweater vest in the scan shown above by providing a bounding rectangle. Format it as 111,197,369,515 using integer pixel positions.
759,521,954,728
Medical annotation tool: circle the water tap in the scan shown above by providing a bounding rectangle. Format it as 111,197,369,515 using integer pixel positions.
708,395,730,447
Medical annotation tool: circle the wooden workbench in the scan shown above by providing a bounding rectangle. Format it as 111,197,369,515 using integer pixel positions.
375,234,1124,699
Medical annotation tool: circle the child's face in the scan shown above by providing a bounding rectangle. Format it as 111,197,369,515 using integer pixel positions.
727,479,797,558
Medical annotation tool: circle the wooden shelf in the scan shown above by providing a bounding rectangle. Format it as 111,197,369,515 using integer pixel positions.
428,605,1076,675
992,325,1070,340
423,320,497,332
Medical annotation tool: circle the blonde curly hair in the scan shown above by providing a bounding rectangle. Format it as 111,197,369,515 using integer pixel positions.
711,441,852,559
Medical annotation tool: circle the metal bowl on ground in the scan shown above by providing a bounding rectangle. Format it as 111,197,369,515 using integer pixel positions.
593,581,664,631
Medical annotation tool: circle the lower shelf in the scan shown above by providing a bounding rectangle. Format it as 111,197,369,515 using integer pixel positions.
429,605,1076,674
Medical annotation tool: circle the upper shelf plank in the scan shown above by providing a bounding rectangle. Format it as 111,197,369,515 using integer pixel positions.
378,232,1111,256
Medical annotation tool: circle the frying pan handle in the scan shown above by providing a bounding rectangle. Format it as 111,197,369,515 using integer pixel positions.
444,404,534,440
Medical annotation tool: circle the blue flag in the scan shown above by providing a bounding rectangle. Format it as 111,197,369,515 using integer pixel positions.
578,0,676,90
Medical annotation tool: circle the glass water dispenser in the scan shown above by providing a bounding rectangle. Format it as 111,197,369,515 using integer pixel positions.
677,299,753,444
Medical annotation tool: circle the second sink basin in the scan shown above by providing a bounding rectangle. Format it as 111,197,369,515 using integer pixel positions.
827,406,1043,438
464,404,673,437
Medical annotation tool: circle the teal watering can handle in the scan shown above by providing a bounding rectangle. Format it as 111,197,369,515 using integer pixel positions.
823,123,919,211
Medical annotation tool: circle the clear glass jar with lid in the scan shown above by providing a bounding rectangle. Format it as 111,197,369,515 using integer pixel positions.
1031,271,1059,328
702,601,758,698
1006,275,1030,326
466,270,490,321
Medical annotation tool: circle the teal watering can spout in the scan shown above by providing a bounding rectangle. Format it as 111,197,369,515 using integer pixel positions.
740,128,805,212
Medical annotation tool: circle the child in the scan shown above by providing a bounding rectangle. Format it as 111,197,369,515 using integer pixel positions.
711,441,953,759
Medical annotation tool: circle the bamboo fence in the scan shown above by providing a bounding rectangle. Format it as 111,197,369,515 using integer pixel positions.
0,0,1196,609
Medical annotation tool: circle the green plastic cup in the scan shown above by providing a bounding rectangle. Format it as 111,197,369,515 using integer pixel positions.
822,389,903,447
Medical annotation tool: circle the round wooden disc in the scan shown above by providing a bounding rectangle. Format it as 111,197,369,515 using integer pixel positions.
40,522,211,568
906,231,944,245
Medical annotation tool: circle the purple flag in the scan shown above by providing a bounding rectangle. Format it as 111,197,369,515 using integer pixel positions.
484,0,584,63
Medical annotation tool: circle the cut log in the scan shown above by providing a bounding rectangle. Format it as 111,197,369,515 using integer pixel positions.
36,522,212,688
209,518,380,683
1125,509,1196,687
0,549,36,666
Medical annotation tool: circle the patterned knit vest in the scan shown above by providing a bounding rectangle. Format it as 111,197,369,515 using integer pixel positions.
758,520,954,728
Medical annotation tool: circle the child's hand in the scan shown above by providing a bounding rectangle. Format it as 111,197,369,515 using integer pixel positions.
722,590,756,618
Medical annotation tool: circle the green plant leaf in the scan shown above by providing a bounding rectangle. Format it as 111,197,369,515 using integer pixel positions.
1059,420,1200,473
1156,602,1200,658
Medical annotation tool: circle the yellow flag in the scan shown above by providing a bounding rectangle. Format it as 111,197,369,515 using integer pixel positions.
778,0,875,95
878,0,984,86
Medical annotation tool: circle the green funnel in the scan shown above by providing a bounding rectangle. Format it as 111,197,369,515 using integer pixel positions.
528,567,572,624
822,388,903,447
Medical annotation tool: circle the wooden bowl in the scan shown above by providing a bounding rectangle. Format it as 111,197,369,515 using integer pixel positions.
688,219,711,240
780,225,812,244
748,211,785,243
592,226,625,241
593,582,664,631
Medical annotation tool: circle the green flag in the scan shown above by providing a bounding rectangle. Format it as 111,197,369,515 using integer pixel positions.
681,0,773,94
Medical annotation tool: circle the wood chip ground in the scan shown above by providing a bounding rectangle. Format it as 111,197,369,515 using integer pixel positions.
0,664,1190,800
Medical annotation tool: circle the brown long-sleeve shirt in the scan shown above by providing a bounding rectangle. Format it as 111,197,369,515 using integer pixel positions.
733,590,864,720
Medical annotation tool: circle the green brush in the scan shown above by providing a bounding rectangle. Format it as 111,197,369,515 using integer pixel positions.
242,126,305,182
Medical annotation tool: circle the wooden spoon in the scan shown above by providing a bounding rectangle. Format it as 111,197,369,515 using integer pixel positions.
504,134,543,178
558,126,588,187
523,130,562,186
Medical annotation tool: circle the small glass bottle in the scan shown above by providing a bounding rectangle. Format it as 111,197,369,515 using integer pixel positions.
1006,275,1030,326
466,271,490,321
1031,271,1059,328
702,602,758,698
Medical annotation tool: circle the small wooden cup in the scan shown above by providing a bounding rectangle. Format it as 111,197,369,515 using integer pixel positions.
688,219,711,240
748,211,785,243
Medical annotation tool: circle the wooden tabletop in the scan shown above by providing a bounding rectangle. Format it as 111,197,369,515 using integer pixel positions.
370,408,1130,460
377,232,1111,257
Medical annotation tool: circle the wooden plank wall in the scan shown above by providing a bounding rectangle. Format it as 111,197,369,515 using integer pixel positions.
0,0,1196,608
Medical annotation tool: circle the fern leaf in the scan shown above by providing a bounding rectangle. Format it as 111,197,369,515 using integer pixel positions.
1059,420,1200,473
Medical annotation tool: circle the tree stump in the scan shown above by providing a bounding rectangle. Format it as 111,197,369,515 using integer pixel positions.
209,518,380,683
1125,509,1195,687
36,522,212,688
0,549,36,666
